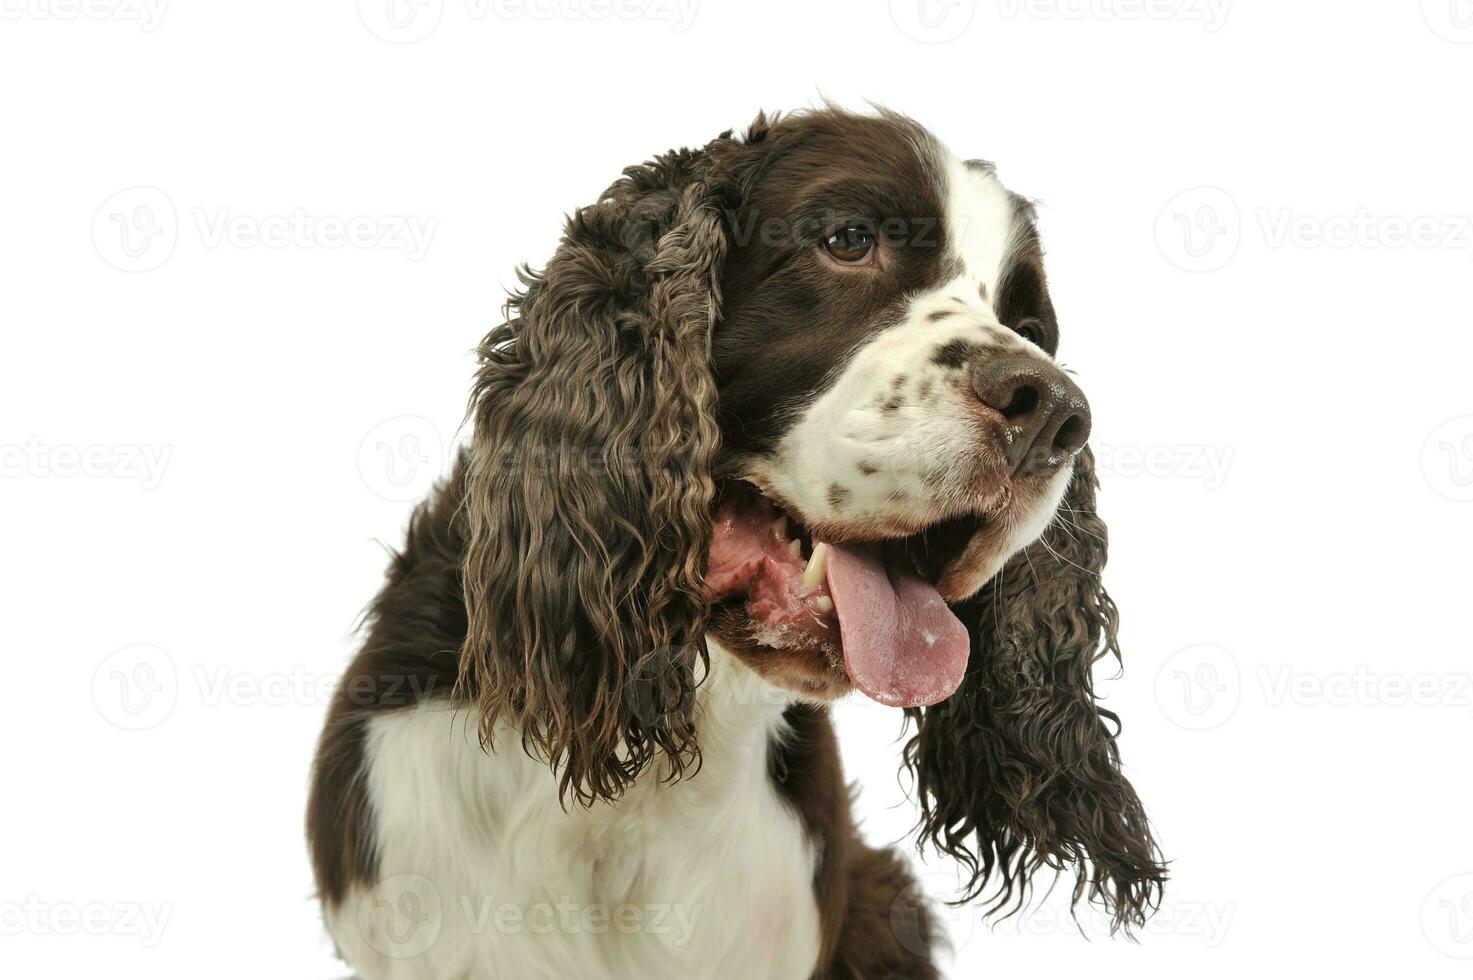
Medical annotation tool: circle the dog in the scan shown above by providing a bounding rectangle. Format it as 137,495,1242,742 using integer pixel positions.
307,106,1165,979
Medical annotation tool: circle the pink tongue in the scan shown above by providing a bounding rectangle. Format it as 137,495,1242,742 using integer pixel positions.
823,542,970,707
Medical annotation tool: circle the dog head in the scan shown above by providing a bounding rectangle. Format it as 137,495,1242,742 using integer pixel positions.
460,107,1163,929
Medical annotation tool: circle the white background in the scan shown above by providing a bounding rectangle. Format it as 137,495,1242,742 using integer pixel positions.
3,1,1472,976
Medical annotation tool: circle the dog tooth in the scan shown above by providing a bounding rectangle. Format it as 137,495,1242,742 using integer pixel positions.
772,515,788,537
801,543,829,588
814,595,834,614
788,538,803,557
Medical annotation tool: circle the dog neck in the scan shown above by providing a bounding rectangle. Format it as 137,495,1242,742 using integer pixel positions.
640,638,797,801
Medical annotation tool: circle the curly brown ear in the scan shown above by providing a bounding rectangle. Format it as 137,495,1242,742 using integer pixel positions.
904,447,1166,932
459,144,732,806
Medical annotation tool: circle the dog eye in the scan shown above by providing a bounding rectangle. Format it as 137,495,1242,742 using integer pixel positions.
822,226,877,265
1014,319,1045,347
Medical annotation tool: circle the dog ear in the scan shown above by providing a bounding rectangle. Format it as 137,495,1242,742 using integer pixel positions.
904,447,1166,931
459,142,739,806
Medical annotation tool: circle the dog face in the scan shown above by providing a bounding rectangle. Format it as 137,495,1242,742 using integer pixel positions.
460,107,1162,930
705,112,1090,704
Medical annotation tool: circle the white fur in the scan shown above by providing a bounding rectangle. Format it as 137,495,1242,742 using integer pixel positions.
325,642,821,980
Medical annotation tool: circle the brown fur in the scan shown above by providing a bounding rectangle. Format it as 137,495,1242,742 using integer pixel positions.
459,146,726,805
771,703,941,978
905,449,1166,933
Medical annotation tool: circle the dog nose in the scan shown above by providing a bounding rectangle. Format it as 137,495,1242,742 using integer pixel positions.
972,356,1092,474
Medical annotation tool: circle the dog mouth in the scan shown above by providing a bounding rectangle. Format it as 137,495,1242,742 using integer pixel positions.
705,482,980,708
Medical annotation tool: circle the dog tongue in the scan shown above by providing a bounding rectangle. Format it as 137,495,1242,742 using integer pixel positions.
823,542,970,707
